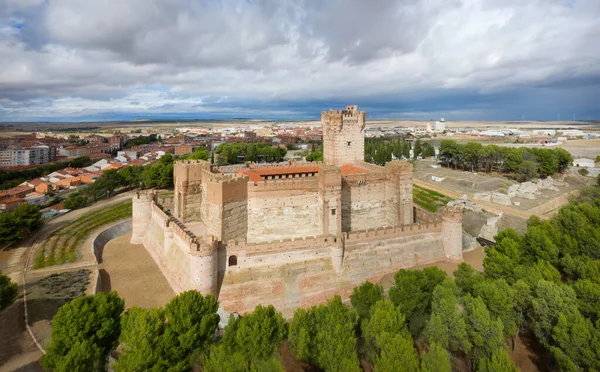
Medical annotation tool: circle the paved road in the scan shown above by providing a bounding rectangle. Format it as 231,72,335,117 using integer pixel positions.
0,191,135,370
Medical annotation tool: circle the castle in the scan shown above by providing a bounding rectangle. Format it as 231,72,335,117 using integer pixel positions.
131,105,463,314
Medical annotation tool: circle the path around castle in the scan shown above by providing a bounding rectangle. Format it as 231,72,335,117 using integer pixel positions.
413,179,577,219
0,191,136,371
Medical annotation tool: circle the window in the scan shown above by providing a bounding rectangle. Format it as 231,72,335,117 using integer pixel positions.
331,209,336,215
347,141,352,146
228,255,237,267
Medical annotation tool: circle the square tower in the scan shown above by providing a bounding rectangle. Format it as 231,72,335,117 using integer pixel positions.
322,105,366,166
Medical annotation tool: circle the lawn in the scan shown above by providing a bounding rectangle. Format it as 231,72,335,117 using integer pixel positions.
34,202,132,268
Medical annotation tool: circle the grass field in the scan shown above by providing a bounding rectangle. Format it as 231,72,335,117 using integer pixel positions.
34,202,132,268
413,184,454,212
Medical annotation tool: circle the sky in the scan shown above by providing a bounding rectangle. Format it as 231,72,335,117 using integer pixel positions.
0,0,599,122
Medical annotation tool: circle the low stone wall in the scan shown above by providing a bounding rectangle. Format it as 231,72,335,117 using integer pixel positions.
92,219,132,263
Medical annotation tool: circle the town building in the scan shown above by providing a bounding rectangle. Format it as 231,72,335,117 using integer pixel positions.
0,145,55,167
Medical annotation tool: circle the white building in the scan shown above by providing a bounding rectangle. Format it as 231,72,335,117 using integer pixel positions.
432,121,445,132
573,158,595,168
0,145,53,167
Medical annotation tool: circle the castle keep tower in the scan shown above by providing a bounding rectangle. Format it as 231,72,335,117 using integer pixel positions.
322,105,366,166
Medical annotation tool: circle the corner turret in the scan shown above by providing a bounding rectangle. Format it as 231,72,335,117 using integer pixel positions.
441,207,463,262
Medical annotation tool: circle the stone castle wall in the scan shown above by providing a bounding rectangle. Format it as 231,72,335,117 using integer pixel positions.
219,230,446,315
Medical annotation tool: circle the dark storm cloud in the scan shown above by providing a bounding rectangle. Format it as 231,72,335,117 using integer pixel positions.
0,0,599,121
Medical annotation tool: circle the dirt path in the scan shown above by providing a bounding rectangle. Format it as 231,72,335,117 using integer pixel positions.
0,191,136,370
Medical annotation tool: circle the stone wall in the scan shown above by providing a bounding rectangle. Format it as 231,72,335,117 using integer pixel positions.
92,219,132,263
219,231,446,316
341,180,390,231
247,188,322,243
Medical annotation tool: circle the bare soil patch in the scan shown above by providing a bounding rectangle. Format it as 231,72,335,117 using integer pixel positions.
99,233,174,309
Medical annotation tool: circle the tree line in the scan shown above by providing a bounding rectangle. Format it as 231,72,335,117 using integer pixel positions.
124,133,160,149
365,137,435,166
213,143,287,165
439,140,573,181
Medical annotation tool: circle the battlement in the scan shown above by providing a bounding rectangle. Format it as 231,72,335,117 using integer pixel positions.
345,221,442,243
226,235,333,256
248,176,319,190
176,159,211,166
201,168,248,185
441,206,463,222
134,190,156,201
385,160,413,174
150,198,218,255
342,171,387,184
174,159,210,183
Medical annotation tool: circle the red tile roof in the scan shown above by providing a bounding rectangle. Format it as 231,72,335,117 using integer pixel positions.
1,196,23,204
340,164,368,175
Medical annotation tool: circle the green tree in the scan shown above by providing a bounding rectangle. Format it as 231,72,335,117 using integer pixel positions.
361,300,409,359
424,279,471,354
52,339,104,372
350,281,384,321
473,279,518,339
115,290,219,372
550,312,600,371
114,307,167,371
161,291,219,370
528,280,579,347
63,195,87,210
514,260,561,289
289,296,360,372
374,333,420,372
179,147,209,161
555,148,573,172
463,295,506,365
454,262,483,295
0,272,18,311
288,307,316,362
464,142,483,171
41,291,124,371
573,279,600,319
0,203,43,245
523,225,559,263
235,304,287,360
389,267,447,334
202,343,283,372
477,349,518,372
421,343,452,372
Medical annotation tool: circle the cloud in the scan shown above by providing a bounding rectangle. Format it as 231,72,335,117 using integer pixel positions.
0,0,599,121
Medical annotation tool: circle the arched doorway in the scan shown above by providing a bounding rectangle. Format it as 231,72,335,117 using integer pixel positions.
228,255,238,267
